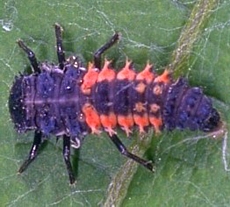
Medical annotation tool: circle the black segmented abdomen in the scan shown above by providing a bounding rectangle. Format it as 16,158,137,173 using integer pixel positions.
163,78,220,132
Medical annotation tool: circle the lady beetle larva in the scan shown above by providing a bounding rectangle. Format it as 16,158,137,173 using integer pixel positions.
9,23,220,184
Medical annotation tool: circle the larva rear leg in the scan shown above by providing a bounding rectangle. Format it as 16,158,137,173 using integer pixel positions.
93,33,120,70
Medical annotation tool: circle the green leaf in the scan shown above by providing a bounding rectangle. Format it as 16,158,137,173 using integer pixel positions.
0,0,230,206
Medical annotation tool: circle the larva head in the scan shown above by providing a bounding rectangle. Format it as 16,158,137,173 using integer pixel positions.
8,76,28,132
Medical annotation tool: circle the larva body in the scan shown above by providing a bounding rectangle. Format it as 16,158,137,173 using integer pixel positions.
9,24,220,184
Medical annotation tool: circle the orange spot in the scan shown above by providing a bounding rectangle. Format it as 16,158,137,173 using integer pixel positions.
117,59,136,81
136,62,155,84
82,103,101,134
81,62,99,95
117,114,134,136
135,82,146,94
153,84,163,95
155,69,171,84
149,116,162,134
134,113,149,133
149,104,160,113
97,59,116,82
100,113,117,136
134,102,146,113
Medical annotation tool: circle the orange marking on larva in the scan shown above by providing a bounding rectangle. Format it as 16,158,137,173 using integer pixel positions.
118,114,134,136
117,59,136,81
100,113,117,136
82,103,101,134
136,62,155,84
134,102,146,113
149,116,162,134
155,69,171,84
153,84,163,95
81,62,99,95
149,104,160,113
97,59,116,82
134,113,149,134
135,82,146,94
